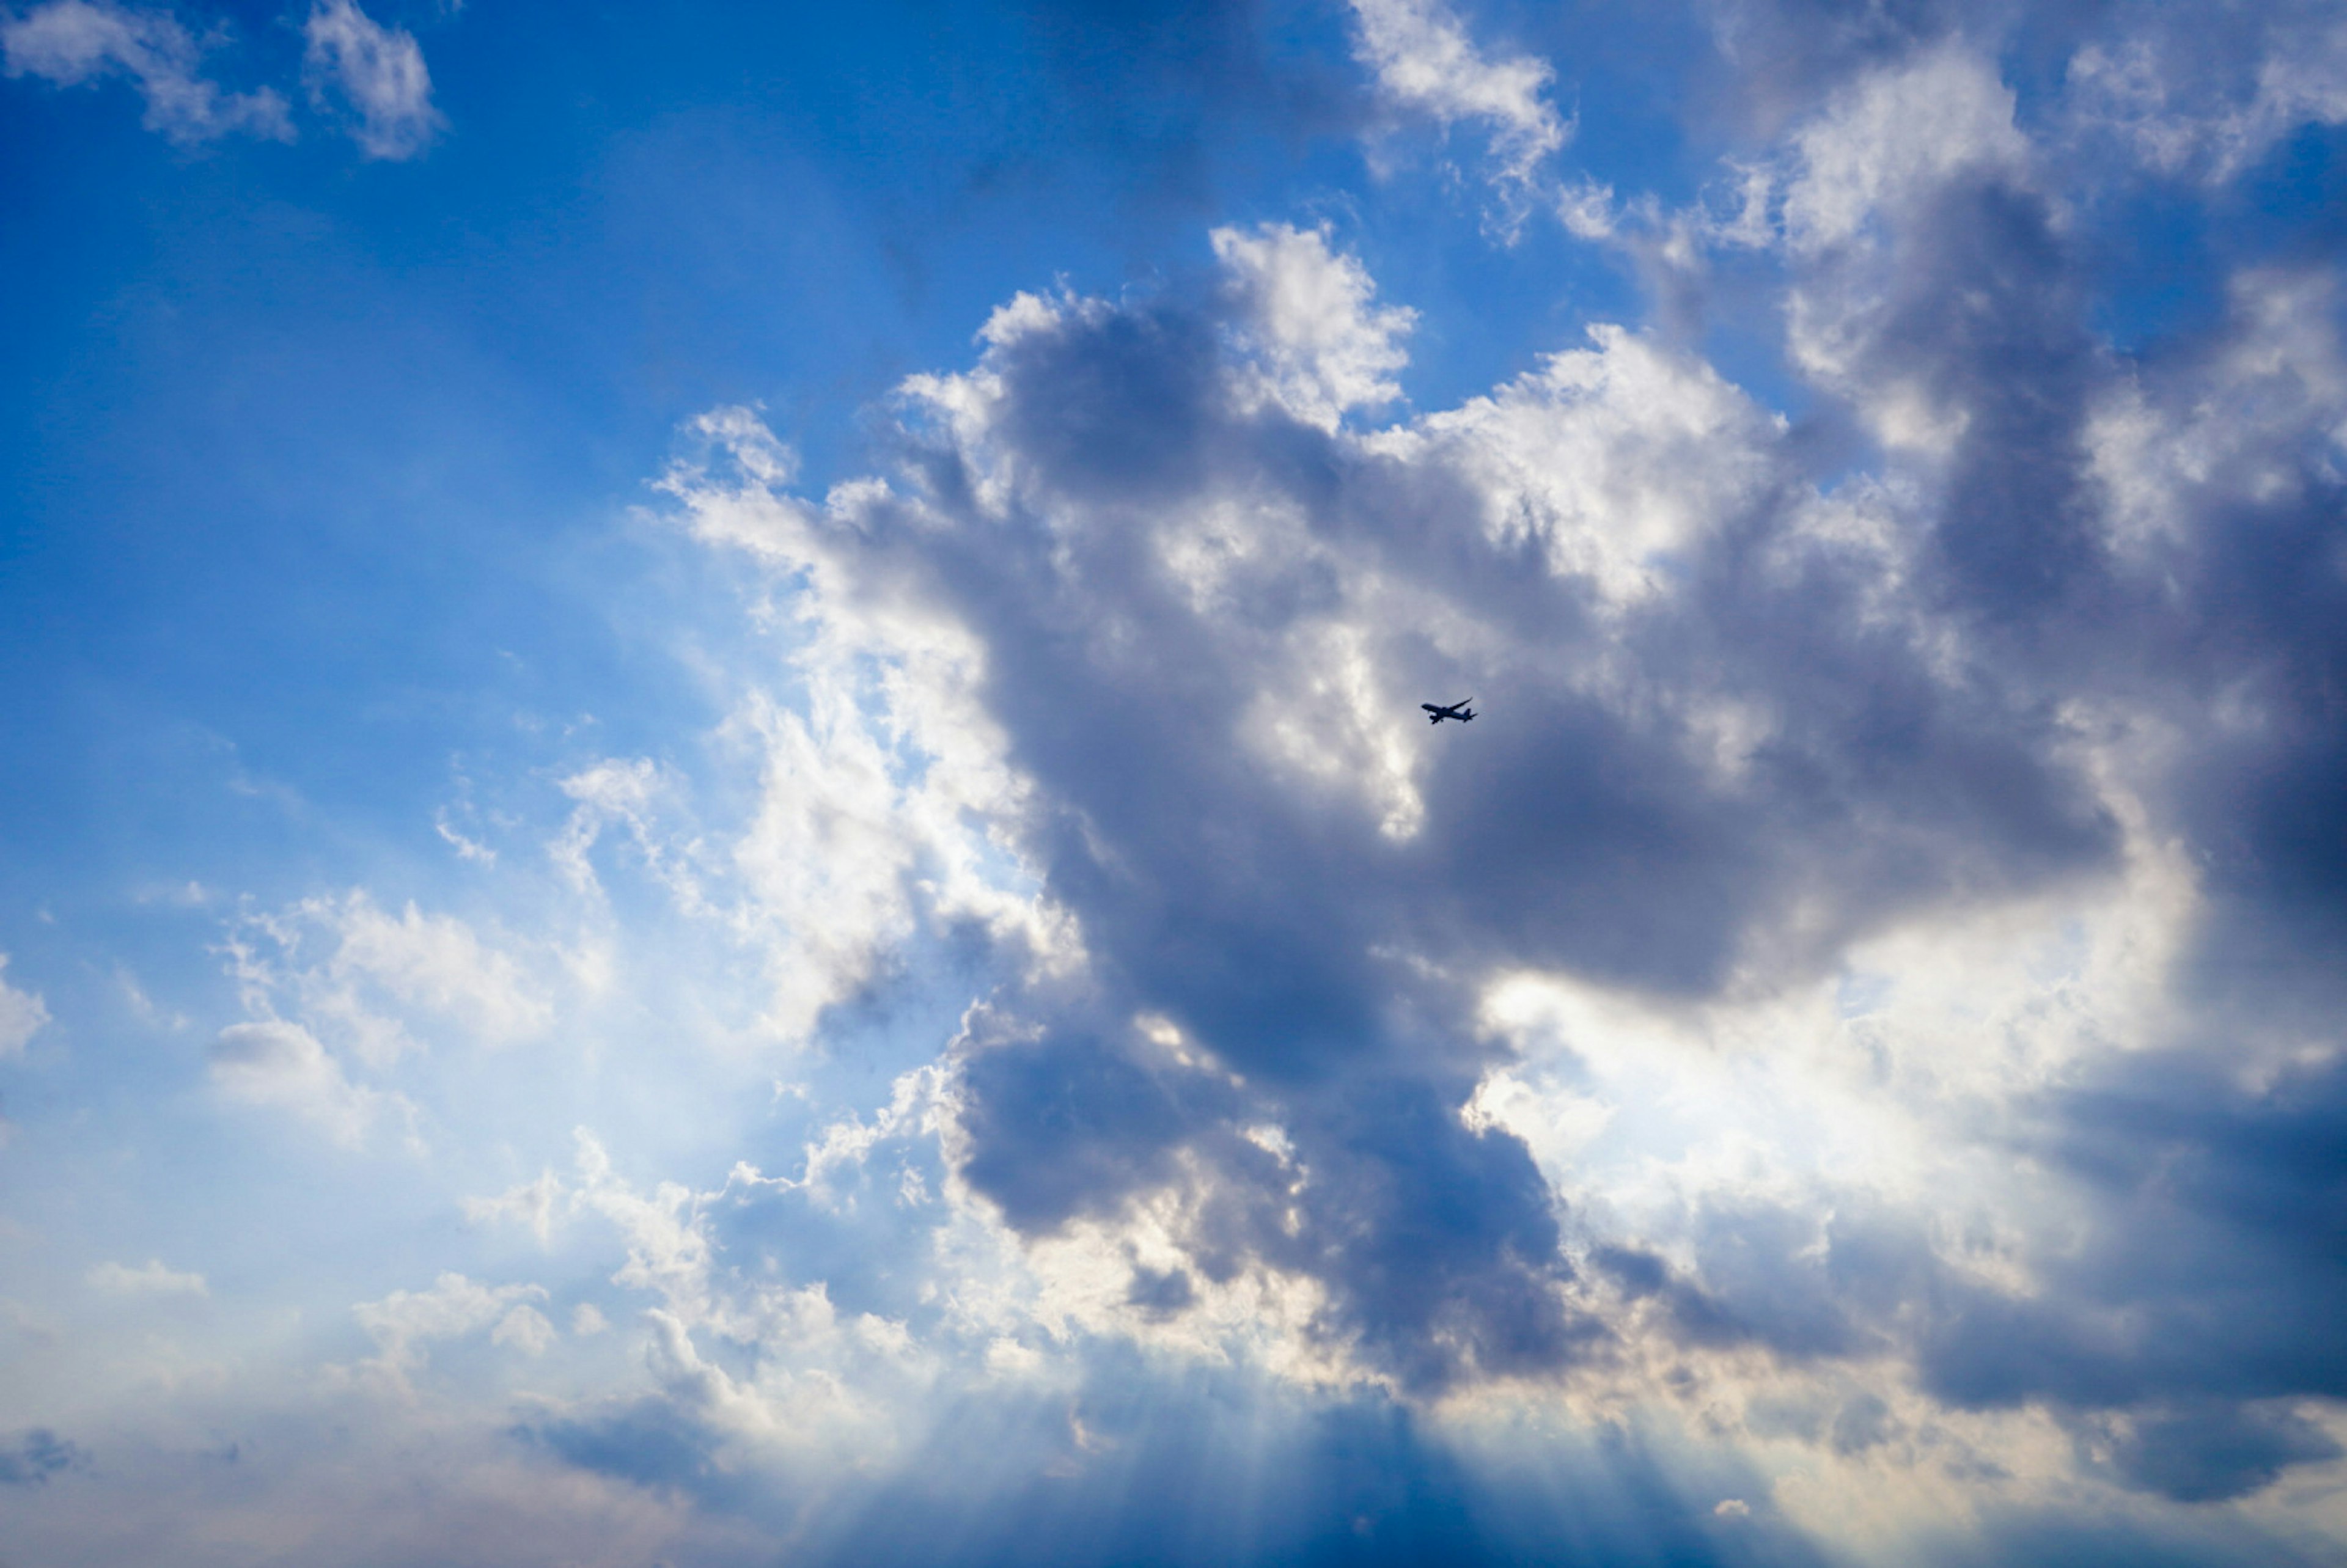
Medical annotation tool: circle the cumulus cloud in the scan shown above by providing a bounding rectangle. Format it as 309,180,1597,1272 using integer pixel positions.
317,892,552,1047
618,78,2347,1526
221,889,554,1068
198,890,560,1143
490,1300,557,1356
303,0,443,160
133,14,2323,1541
345,1271,550,1392
0,0,291,143
207,1018,395,1146
1777,44,2027,255
544,722,985,1046
619,406,1073,1046
653,221,2123,1407
1213,222,1416,432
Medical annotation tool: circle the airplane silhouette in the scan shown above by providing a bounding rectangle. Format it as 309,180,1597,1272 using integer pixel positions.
1421,699,1475,724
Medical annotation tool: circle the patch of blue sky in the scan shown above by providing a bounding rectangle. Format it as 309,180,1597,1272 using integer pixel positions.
2072,132,2347,363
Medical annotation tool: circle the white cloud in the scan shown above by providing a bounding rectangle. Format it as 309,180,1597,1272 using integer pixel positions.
551,756,679,901
1475,821,2201,1230
347,1271,549,1391
208,1019,392,1147
434,810,496,865
0,954,48,1058
1740,45,2042,456
321,892,552,1046
457,1127,960,1476
546,728,930,1045
1,0,292,144
490,1302,556,1356
87,1259,209,1297
1347,0,1567,194
222,890,553,1068
631,408,1073,1045
792,1065,947,1212
462,1168,567,1246
1372,323,1783,603
728,700,929,1039
1213,223,1416,431
2087,268,2347,558
2068,20,2347,183
568,1129,721,1330
1780,45,2027,254
303,0,443,160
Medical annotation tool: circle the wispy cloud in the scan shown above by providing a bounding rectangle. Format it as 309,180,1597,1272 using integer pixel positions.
0,0,289,143
0,956,47,1059
302,0,442,159
1346,0,1567,202
87,1258,208,1297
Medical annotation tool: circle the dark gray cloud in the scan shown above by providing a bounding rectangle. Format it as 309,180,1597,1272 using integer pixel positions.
2093,1401,2342,1504
956,1012,1247,1233
1919,1050,2347,1424
619,1,2347,1540
867,78,2335,1478
790,227,2128,1401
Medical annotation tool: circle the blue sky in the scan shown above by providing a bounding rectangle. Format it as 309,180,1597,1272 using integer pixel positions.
4,1,2347,1563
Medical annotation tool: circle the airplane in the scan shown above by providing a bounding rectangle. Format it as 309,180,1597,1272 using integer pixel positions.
1421,698,1475,725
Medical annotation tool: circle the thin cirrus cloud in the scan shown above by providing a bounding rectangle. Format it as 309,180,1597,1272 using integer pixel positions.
0,0,442,156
